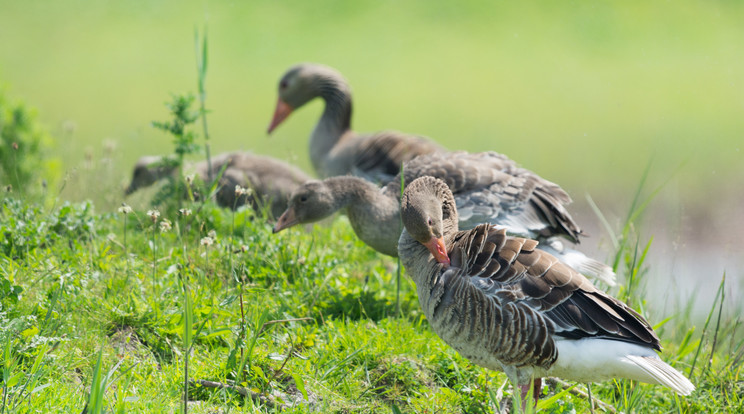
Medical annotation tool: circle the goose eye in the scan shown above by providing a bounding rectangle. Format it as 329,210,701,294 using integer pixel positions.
427,217,433,226
299,195,308,203
279,80,289,89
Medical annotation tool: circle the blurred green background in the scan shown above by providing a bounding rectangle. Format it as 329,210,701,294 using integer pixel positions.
1,1,742,303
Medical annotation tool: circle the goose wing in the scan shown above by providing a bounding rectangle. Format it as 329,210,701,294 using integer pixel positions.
351,131,444,183
389,152,582,242
442,226,659,367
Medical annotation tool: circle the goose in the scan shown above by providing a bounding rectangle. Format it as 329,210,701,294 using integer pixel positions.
397,176,694,404
273,151,615,285
267,63,445,182
125,151,310,217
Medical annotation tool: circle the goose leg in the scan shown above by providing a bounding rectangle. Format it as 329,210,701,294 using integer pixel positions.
518,377,542,408
532,377,542,402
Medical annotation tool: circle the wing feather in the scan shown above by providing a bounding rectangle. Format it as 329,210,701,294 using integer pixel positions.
445,224,661,366
387,151,583,242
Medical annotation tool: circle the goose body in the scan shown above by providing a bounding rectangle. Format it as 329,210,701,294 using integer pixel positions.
267,63,445,182
125,151,310,217
397,176,694,399
274,151,615,284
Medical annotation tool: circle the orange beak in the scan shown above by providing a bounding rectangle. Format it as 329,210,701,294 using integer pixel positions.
267,98,294,134
273,208,299,233
424,236,450,267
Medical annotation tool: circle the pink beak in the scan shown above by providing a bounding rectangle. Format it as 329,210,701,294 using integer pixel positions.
424,236,450,267
267,98,294,134
273,208,298,233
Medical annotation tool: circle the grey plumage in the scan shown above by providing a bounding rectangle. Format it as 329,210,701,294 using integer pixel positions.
398,176,694,399
268,63,445,182
125,151,310,217
274,151,615,284
273,176,401,256
385,151,580,243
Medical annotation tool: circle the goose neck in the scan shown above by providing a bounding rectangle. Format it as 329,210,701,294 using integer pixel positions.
310,78,353,174
326,177,402,257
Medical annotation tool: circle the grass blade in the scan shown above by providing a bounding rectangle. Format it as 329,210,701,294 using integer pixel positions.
689,273,726,379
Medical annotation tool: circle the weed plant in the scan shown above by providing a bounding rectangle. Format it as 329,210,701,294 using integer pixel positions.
0,89,56,199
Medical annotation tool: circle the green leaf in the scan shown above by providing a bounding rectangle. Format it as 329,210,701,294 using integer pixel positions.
6,372,22,388
292,373,308,401
535,382,578,411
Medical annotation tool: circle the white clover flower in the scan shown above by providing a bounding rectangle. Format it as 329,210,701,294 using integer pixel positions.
118,203,133,215
159,219,172,233
235,185,252,196
208,229,217,239
147,209,160,223
179,208,192,216
200,236,214,247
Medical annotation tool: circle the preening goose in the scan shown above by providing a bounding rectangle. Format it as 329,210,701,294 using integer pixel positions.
267,63,445,182
273,151,615,285
125,151,310,217
398,176,694,403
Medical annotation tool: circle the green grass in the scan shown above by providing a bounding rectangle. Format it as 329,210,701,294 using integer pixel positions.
0,195,741,413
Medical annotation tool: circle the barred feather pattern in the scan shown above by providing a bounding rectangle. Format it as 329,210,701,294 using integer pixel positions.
398,177,694,393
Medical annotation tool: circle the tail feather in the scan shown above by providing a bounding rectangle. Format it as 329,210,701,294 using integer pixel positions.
626,355,695,395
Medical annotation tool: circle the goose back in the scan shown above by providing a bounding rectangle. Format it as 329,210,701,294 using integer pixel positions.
386,151,581,243
126,151,310,216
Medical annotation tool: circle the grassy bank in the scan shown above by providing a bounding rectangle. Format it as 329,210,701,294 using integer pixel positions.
0,196,741,413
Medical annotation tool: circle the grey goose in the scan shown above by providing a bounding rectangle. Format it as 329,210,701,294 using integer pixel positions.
397,176,694,404
125,151,310,218
267,63,445,182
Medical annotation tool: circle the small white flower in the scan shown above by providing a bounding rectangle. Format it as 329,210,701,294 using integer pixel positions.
185,174,195,185
159,219,172,233
179,208,192,216
118,203,133,215
208,229,217,239
200,236,214,247
235,185,252,196
240,245,249,253
147,209,160,223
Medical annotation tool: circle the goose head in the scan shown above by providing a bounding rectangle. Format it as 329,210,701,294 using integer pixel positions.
401,176,459,267
267,63,349,133
273,180,338,233
125,155,176,195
